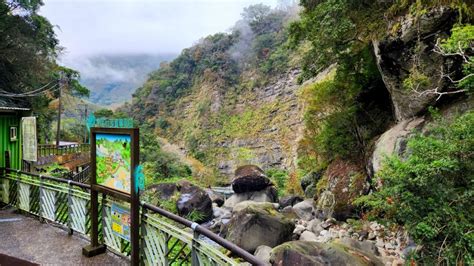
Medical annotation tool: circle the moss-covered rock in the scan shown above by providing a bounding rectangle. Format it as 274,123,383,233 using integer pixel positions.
314,159,369,220
270,241,384,266
225,202,295,253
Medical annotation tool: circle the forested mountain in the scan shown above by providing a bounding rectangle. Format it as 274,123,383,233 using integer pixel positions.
127,1,474,264
66,53,176,106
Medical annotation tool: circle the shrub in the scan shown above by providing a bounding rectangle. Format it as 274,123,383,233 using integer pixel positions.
266,168,289,196
356,111,474,264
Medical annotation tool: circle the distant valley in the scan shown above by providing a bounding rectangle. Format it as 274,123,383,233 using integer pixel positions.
63,53,176,106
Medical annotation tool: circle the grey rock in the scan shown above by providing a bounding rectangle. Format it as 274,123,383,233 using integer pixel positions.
176,185,213,223
223,186,278,209
232,201,276,213
225,202,294,253
293,225,306,235
337,237,380,256
371,117,425,175
279,195,304,209
373,7,460,121
270,241,384,266
292,199,314,221
254,245,272,266
300,231,318,242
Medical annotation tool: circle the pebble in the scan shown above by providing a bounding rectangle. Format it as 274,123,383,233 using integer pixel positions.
385,243,395,250
368,232,376,240
320,230,329,237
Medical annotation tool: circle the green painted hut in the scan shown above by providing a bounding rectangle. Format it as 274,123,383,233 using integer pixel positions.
0,106,30,169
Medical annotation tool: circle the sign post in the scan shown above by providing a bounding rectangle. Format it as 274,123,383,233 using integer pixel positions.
21,117,37,162
83,127,140,265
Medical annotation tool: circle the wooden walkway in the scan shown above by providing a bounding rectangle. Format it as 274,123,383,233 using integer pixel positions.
0,207,128,265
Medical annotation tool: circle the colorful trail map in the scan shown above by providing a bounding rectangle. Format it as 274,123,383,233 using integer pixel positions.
96,133,131,194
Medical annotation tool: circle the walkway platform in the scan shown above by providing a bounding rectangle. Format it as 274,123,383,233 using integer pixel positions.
0,207,128,265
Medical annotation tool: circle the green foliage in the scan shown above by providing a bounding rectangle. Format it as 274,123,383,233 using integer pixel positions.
290,0,473,82
440,24,474,92
266,168,289,196
300,46,392,168
45,163,70,178
94,109,114,118
356,111,474,264
140,128,192,181
186,210,206,223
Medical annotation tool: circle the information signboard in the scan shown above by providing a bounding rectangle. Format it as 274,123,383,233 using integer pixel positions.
84,127,140,265
95,133,132,194
111,203,131,241
21,117,37,162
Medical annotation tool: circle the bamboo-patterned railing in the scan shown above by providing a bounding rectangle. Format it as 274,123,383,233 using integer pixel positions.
0,168,263,265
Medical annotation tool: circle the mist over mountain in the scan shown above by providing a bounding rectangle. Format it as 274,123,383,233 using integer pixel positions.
62,53,176,106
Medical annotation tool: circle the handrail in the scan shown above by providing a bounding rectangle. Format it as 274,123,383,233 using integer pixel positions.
4,168,90,189
37,143,90,157
1,168,265,265
142,202,264,265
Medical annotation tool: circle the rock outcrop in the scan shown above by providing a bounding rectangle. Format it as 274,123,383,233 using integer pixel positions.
374,7,461,121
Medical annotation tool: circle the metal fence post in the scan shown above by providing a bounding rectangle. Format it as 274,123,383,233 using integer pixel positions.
140,204,147,266
67,180,73,235
16,170,20,210
191,223,200,266
39,175,44,223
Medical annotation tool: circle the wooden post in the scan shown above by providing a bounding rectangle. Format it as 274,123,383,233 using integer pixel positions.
130,128,140,266
82,130,106,257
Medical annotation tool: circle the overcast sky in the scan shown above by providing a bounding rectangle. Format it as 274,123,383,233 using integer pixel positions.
40,0,278,60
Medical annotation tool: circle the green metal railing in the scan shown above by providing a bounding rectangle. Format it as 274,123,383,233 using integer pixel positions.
0,168,263,265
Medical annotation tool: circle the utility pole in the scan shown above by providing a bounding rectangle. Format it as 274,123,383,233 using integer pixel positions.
77,103,88,143
56,72,66,147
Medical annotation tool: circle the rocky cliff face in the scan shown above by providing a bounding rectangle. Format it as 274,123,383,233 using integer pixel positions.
374,7,462,121
153,69,306,178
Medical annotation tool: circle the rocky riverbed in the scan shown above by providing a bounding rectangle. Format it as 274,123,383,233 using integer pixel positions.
146,165,416,266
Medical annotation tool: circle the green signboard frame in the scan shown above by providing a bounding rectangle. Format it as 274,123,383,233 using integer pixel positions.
83,127,140,265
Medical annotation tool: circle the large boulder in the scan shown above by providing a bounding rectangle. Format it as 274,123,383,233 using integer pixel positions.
270,241,384,266
373,7,461,121
225,202,295,253
176,184,213,223
292,199,315,221
370,117,425,175
232,165,272,193
224,186,278,209
233,201,278,213
315,160,369,221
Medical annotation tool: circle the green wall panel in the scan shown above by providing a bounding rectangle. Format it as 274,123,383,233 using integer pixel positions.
0,115,22,169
